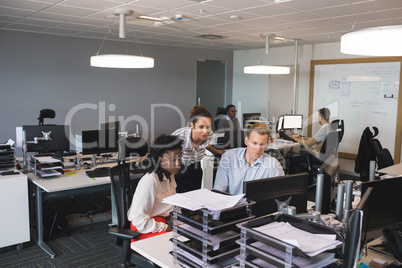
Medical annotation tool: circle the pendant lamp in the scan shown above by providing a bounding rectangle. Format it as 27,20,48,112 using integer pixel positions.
244,33,290,75
340,25,402,56
90,9,154,69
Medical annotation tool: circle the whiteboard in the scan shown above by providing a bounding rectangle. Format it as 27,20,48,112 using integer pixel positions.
309,58,402,162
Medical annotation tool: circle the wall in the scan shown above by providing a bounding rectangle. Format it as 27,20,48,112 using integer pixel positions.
233,42,375,175
0,30,233,151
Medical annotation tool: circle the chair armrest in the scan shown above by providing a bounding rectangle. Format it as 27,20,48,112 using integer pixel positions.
109,227,141,240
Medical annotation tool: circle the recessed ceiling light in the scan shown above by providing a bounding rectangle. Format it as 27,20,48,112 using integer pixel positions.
194,34,224,40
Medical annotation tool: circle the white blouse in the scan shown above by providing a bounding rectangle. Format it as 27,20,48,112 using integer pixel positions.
127,172,176,234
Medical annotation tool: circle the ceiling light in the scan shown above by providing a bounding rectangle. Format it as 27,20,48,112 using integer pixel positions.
138,15,161,22
341,25,402,56
244,65,290,74
195,34,224,40
243,33,290,75
90,9,154,69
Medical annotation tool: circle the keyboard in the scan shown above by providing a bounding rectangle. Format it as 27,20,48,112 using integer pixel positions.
85,167,110,178
279,132,297,142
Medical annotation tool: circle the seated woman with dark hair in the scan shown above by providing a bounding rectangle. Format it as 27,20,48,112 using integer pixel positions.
127,135,182,241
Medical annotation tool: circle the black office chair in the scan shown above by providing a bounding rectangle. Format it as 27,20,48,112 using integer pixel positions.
38,109,56,125
290,131,340,184
213,107,227,131
370,138,394,170
330,119,344,143
117,136,148,164
108,163,155,268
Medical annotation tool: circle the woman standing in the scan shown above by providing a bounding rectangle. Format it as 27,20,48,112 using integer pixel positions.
127,135,182,241
172,105,224,193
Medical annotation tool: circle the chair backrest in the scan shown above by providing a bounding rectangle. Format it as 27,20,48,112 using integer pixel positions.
330,119,344,143
216,107,226,115
118,136,148,164
370,138,383,157
38,109,56,125
109,163,145,230
319,131,340,162
377,148,394,169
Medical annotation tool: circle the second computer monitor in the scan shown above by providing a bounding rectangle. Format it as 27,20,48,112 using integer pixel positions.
277,114,303,131
81,129,119,155
244,173,310,217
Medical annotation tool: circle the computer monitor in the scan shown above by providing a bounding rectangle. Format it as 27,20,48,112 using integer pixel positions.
216,130,246,149
100,121,121,132
276,115,284,132
360,176,402,232
243,113,261,129
244,173,310,217
23,125,70,154
282,114,303,130
318,156,339,214
343,187,373,268
81,129,119,155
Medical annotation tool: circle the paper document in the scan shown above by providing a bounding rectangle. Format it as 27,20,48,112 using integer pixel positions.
162,188,245,212
32,156,61,163
253,221,342,257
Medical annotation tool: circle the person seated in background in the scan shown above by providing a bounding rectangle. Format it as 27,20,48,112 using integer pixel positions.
213,123,284,195
217,104,241,132
127,135,182,241
290,107,331,173
293,107,330,156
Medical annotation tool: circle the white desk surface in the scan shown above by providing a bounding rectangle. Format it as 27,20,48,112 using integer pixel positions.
377,162,402,176
27,162,116,193
130,232,174,268
267,142,300,150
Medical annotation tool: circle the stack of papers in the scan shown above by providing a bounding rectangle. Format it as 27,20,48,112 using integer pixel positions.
162,188,245,212
253,221,342,257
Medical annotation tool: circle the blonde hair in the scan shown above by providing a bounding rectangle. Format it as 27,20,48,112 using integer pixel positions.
247,123,270,139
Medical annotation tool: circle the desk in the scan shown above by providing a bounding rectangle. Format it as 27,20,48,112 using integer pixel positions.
130,232,174,268
266,142,301,171
28,162,116,258
378,162,402,176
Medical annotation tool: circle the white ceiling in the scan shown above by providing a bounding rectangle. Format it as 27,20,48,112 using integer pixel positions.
1,0,402,50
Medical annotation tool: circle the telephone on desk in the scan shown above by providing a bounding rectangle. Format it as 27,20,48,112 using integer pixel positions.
279,132,297,142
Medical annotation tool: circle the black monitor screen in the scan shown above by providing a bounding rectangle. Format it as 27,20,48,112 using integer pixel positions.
283,114,303,130
361,176,402,232
82,129,118,155
244,173,309,217
23,125,70,153
319,157,339,214
243,113,261,129
100,121,121,132
276,115,284,132
343,187,373,268
216,130,246,149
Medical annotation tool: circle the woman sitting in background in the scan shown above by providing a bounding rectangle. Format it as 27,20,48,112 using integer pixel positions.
127,135,182,241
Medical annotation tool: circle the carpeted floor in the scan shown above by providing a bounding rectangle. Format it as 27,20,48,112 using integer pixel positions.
0,220,121,268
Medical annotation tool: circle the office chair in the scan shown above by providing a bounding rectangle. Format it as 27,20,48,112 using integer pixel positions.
370,138,394,170
117,136,148,164
108,163,155,268
213,107,227,131
330,119,344,143
290,131,340,184
37,109,56,125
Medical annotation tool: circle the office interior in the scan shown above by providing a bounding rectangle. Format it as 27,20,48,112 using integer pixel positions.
1,0,402,266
